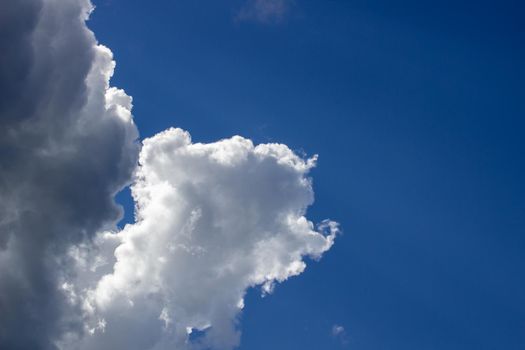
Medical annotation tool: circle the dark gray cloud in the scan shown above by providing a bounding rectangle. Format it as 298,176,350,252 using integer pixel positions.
0,0,138,348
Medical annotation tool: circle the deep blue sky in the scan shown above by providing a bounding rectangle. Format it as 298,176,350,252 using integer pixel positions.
91,1,525,349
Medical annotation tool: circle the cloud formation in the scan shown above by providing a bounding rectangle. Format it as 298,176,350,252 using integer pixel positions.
0,0,138,348
237,0,294,23
0,1,338,349
67,128,338,350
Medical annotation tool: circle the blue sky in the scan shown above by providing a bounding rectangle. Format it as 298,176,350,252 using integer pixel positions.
89,1,525,349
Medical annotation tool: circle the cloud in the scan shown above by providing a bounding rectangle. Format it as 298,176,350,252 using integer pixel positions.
0,1,338,349
331,324,349,346
0,0,138,348
67,128,339,350
332,325,345,336
237,0,295,24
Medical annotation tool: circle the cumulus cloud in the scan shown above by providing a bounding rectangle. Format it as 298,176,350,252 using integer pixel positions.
0,1,338,349
0,0,138,348
67,129,339,350
237,0,295,23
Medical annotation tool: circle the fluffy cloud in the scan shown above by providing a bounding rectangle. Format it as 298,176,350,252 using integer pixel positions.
0,0,138,348
0,1,338,349
237,0,295,23
68,128,338,350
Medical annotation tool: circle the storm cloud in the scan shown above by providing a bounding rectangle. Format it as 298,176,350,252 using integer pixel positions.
0,0,138,348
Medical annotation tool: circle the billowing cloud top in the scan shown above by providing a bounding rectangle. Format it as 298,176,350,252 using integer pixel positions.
0,0,138,348
0,1,339,350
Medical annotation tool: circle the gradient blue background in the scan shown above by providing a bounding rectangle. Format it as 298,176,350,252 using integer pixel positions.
91,1,525,349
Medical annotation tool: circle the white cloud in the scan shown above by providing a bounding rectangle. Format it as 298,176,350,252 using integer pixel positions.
67,128,339,350
237,0,295,23
332,324,345,336
0,1,339,349
332,324,349,346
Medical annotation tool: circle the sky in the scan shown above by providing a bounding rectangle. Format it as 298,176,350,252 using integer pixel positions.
0,0,524,350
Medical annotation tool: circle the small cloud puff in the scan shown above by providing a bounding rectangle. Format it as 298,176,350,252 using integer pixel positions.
332,324,349,346
237,0,294,24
